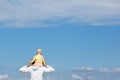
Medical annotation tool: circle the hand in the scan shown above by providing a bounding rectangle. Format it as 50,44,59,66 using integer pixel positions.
27,62,32,67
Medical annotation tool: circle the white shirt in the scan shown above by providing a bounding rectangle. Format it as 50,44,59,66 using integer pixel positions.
19,65,55,80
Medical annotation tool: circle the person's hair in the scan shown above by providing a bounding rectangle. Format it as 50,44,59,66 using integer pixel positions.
36,49,42,55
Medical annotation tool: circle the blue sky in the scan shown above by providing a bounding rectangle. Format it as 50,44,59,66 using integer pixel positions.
0,0,120,80
0,25,120,80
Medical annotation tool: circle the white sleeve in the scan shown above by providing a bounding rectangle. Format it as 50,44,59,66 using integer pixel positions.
44,65,55,72
19,65,30,72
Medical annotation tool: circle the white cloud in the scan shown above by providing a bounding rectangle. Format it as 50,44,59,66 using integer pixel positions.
72,74,84,80
20,77,29,80
86,76,93,80
73,66,94,71
73,66,120,80
0,0,120,27
0,74,8,79
99,68,110,73
112,68,120,72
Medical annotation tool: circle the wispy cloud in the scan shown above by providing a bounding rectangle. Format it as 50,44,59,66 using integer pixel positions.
112,68,120,72
99,68,110,73
0,74,8,80
72,74,84,80
72,66,120,80
0,0,120,27
74,66,94,71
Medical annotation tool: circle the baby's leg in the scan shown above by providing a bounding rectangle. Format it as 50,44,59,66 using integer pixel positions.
33,62,43,67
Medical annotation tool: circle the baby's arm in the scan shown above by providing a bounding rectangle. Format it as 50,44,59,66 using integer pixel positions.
27,56,36,67
42,56,47,66
30,56,36,63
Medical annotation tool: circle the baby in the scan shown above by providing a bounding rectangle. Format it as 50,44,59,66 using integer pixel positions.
27,49,47,67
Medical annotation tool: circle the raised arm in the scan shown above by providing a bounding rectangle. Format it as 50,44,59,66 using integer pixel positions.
44,65,55,72
19,65,30,72
27,56,36,67
42,56,47,66
30,56,36,63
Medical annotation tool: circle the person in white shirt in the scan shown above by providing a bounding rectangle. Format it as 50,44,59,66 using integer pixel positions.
19,65,55,80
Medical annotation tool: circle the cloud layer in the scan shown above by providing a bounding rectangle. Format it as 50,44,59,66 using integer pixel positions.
72,66,120,80
1,66,120,80
0,0,120,27
0,74,8,80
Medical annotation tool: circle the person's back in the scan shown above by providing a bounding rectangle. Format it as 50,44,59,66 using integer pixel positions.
19,65,55,80
28,66,45,80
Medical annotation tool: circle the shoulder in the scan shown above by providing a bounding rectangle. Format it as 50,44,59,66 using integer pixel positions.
33,55,37,58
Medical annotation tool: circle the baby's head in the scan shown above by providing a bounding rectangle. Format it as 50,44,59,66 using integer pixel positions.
36,49,42,55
